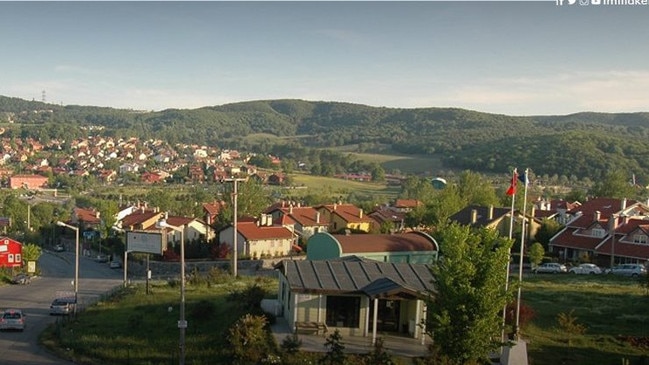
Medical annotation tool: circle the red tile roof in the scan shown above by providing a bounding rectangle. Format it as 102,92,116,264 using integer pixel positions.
237,221,294,241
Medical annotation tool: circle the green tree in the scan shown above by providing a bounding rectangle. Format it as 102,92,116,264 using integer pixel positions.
528,242,545,269
457,170,500,207
320,329,346,365
427,223,514,365
370,163,386,182
534,218,563,251
227,314,271,364
589,169,637,199
22,243,42,263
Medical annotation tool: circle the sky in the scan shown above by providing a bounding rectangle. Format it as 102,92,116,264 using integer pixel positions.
0,1,648,116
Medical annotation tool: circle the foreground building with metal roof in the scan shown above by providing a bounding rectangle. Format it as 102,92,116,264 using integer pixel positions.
274,257,435,345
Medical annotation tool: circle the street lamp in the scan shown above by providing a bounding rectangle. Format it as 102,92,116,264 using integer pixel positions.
156,218,186,365
56,221,79,311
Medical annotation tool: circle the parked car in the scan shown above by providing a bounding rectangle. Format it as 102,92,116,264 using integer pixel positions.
606,264,647,277
11,273,31,285
534,262,567,274
49,297,76,315
109,260,122,269
569,263,602,275
95,254,109,263
0,309,26,331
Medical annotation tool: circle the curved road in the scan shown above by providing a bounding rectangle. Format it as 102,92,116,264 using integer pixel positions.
0,250,123,365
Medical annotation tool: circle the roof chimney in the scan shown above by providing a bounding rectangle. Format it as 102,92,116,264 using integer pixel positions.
359,209,363,219
289,205,293,214
488,205,494,220
471,209,478,224
621,198,627,211
594,211,601,222
333,203,337,211
316,212,320,224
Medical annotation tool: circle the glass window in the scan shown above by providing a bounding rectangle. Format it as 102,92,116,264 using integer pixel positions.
326,296,360,328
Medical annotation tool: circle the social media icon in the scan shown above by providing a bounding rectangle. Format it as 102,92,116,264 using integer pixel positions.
579,0,589,5
591,0,601,4
568,0,577,4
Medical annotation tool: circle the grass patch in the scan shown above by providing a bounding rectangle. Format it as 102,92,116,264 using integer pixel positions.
41,271,649,364
521,274,649,365
289,173,401,200
41,276,279,365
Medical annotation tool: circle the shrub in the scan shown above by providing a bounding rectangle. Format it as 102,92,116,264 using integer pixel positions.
556,309,587,346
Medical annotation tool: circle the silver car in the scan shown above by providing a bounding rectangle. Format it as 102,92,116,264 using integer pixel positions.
534,262,567,274
49,297,76,315
607,264,647,277
0,309,26,331
569,263,602,275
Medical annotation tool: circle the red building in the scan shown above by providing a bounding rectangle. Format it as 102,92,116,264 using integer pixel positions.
0,237,23,268
9,174,49,190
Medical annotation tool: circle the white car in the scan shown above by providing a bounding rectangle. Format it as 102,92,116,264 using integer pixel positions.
0,309,26,331
569,263,602,275
534,262,567,274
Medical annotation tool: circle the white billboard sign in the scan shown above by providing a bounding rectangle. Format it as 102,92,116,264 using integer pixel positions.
126,231,165,255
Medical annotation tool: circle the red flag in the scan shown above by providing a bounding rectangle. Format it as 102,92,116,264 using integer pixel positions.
506,169,518,196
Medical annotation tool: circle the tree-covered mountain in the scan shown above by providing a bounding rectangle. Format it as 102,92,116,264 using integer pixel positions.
2,95,649,182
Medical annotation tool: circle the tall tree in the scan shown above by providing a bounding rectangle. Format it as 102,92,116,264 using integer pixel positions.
589,169,637,199
427,223,514,364
457,170,500,207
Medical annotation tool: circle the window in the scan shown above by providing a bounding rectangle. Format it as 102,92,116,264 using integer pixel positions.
591,228,605,238
15,254,21,262
633,235,648,244
325,296,360,328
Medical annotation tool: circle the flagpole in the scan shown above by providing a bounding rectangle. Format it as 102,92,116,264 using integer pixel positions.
515,168,529,339
502,168,517,343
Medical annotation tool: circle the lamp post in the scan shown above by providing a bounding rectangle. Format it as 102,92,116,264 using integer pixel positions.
220,177,246,277
56,221,79,311
156,219,186,365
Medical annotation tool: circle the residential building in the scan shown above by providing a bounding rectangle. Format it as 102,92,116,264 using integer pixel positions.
218,218,295,258
265,202,329,241
274,257,434,341
0,237,23,268
549,197,649,266
9,174,48,189
315,203,374,233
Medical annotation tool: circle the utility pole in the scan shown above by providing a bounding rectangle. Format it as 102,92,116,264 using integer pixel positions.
220,177,247,277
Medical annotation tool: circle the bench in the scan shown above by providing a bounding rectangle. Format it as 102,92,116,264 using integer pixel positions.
295,321,328,335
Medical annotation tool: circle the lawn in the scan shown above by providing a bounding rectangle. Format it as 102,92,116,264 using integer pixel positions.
40,271,649,365
288,173,401,200
520,274,649,365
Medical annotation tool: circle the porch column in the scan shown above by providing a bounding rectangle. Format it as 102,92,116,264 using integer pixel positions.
364,297,370,337
372,298,379,346
317,294,323,323
293,293,298,328
421,302,427,345
414,300,421,339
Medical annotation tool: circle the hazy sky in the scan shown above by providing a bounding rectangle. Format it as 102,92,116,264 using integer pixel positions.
1,1,647,115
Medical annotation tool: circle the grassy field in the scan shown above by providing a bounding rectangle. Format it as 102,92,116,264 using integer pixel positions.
521,274,649,365
40,270,649,365
287,173,402,201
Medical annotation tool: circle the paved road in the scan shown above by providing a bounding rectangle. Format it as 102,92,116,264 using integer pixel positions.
0,250,124,365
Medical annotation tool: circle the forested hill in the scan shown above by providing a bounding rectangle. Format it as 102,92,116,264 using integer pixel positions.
2,95,649,181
